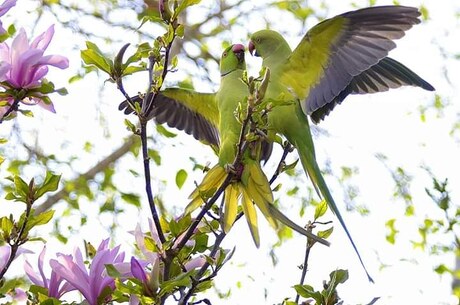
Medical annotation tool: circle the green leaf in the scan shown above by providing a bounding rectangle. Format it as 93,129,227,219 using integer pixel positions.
434,264,451,275
283,159,299,172
176,24,185,38
5,192,21,201
329,269,349,285
28,284,49,296
81,41,113,74
385,218,398,244
294,284,322,304
0,216,13,237
122,65,146,77
18,109,34,117
156,125,177,138
286,186,298,196
148,149,161,166
13,175,29,198
323,269,348,303
35,172,61,200
159,270,194,297
105,263,123,277
314,200,328,220
175,169,188,189
194,279,212,293
171,55,179,69
173,0,202,20
124,118,137,132
318,226,333,239
27,210,55,230
121,193,141,207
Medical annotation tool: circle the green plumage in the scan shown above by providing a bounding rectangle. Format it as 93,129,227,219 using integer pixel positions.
120,44,329,247
249,5,434,281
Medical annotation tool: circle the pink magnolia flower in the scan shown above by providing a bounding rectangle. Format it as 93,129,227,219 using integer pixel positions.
0,25,68,89
0,0,16,35
0,244,33,277
24,246,75,299
49,239,130,305
0,24,68,114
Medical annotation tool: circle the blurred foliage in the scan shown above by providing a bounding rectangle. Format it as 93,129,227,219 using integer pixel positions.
0,0,458,304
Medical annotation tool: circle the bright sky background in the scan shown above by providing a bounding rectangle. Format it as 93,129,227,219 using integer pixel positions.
1,0,460,304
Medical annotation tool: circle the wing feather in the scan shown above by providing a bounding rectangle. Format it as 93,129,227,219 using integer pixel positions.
310,57,435,123
118,88,220,147
282,5,423,115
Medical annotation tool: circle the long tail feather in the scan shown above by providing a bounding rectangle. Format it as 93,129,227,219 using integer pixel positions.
296,140,374,282
267,204,330,246
241,186,261,247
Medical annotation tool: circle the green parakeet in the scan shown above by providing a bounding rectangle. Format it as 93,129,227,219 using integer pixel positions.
248,5,434,280
120,44,328,247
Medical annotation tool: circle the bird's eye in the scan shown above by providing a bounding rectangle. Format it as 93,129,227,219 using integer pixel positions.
223,52,228,57
256,38,261,43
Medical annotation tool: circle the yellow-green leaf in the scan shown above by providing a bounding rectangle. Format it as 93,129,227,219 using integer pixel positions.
175,169,188,189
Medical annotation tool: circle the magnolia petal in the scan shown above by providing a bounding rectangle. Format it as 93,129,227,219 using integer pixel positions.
148,218,162,250
28,65,49,88
38,247,48,287
12,288,27,302
113,261,132,278
0,61,10,81
10,28,29,57
24,260,44,286
129,295,140,305
31,25,54,51
130,257,147,282
184,256,206,271
0,0,16,16
0,245,11,271
40,54,69,69
10,49,43,87
50,255,91,302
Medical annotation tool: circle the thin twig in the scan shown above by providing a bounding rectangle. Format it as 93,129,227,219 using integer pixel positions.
139,120,165,244
173,174,233,253
295,242,313,303
0,99,20,124
0,192,33,279
135,21,180,246
269,142,292,184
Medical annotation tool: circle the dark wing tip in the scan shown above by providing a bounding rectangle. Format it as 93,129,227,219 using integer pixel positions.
151,93,220,147
118,92,220,147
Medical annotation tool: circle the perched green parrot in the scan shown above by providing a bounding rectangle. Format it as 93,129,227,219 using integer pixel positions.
248,5,434,280
185,43,279,247
120,44,329,247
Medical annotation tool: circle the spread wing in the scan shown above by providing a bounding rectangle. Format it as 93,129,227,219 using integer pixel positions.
119,88,220,147
310,57,435,123
281,5,423,116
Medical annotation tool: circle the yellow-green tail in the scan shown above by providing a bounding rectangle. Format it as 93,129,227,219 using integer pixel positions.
295,139,374,282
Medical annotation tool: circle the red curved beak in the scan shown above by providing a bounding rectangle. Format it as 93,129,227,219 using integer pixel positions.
232,44,245,62
248,40,255,56
232,43,245,53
